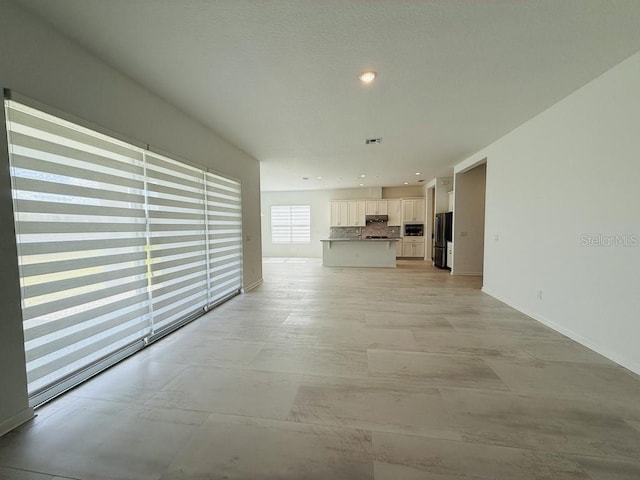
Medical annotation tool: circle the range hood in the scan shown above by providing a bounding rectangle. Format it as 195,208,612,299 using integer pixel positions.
365,214,389,223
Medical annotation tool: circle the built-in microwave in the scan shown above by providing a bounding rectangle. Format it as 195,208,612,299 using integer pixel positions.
404,224,424,236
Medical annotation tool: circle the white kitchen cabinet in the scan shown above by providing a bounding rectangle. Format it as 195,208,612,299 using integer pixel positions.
387,199,402,226
402,242,424,257
365,200,388,215
402,199,425,223
448,191,454,212
348,200,366,226
330,201,349,226
332,197,424,228
395,238,403,257
446,241,453,269
401,236,424,257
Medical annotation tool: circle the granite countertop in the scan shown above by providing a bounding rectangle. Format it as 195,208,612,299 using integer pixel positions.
321,238,400,242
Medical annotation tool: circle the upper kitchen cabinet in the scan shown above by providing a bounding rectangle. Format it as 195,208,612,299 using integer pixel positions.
365,200,388,215
330,201,349,226
348,200,366,227
448,191,454,212
331,200,365,226
402,198,425,223
387,199,402,226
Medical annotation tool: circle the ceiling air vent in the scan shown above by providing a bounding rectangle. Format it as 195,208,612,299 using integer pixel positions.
365,138,382,145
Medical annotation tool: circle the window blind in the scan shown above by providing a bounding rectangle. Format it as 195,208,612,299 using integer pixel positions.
271,205,311,244
4,99,244,405
205,172,243,304
146,152,208,334
5,101,151,396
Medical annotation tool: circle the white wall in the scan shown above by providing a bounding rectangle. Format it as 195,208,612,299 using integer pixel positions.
435,177,453,213
0,0,262,432
455,50,640,374
382,186,424,198
261,187,378,257
452,163,486,275
332,186,382,200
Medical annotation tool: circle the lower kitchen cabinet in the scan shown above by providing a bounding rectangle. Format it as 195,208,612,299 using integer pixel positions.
395,238,403,257
401,236,425,257
402,242,424,257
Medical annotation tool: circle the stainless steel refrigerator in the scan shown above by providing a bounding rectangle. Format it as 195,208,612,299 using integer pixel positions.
434,212,452,268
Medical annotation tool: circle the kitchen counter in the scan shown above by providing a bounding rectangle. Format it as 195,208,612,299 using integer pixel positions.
321,238,398,267
322,238,400,242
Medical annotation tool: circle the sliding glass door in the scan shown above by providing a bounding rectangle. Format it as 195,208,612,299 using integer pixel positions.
205,172,243,305
4,99,243,405
146,152,208,334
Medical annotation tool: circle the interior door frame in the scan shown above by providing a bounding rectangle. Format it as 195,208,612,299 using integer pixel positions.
425,181,436,262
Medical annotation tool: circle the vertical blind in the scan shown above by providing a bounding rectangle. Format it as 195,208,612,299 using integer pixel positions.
271,205,311,244
4,99,243,404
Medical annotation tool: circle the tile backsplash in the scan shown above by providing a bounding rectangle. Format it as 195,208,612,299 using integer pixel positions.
363,223,400,238
330,223,400,239
329,227,361,239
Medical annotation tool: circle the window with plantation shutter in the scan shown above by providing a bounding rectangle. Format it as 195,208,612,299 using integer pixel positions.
271,205,311,244
4,98,244,406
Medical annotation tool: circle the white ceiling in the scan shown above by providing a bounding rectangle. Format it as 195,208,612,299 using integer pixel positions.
13,0,640,191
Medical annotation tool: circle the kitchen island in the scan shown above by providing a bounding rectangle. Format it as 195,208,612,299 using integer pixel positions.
321,238,399,268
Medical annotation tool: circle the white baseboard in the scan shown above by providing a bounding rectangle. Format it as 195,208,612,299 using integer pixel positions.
242,278,263,293
481,286,640,375
0,407,34,437
452,271,483,276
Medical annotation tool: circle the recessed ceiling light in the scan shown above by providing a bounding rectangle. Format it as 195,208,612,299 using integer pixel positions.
359,71,376,84
359,183,364,186
415,172,421,175
404,182,409,185
360,174,366,178
317,176,322,180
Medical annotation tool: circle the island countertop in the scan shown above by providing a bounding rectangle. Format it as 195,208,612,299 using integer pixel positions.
321,238,400,242
321,238,398,267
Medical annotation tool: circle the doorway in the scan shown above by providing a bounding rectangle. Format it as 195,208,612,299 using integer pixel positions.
452,161,486,276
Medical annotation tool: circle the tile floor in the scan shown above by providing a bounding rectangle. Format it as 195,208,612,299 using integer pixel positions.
1,258,639,479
